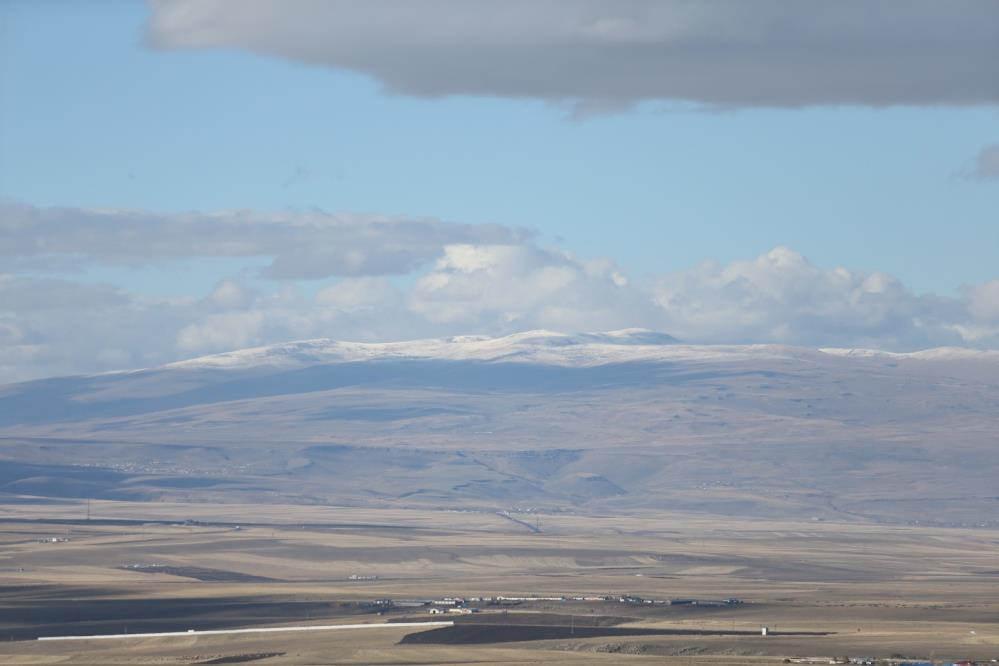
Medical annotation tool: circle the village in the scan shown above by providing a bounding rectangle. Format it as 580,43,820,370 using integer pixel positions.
404,594,745,615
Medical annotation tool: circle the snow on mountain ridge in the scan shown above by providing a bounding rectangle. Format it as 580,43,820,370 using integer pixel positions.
155,329,999,373
162,328,681,371
818,346,999,361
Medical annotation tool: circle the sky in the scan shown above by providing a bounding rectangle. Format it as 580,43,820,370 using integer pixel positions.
1,0,998,381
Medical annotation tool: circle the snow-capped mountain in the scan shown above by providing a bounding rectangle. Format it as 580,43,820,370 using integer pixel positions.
161,328,684,370
158,327,999,371
1,330,997,526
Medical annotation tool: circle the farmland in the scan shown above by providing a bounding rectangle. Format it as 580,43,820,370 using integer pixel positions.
0,500,996,663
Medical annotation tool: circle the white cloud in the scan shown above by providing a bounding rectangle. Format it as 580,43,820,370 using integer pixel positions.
0,275,181,380
652,247,969,349
2,215,999,380
176,311,266,353
147,0,999,109
409,244,653,332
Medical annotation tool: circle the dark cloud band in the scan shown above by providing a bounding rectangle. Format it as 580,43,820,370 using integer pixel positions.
148,0,999,109
0,202,530,279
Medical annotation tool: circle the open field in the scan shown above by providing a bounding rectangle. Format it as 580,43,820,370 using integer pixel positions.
0,500,996,664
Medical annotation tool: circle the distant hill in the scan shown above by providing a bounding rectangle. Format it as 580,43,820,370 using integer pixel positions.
1,330,997,526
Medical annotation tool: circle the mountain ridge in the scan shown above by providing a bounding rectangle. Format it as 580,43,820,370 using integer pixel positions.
0,329,996,526
46,328,999,380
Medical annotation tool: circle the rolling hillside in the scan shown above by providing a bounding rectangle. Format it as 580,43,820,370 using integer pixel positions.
1,330,996,525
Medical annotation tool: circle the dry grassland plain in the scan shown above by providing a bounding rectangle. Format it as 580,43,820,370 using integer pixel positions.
0,500,996,664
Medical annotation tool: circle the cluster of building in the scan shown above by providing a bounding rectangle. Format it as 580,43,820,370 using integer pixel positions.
363,594,745,614
428,607,475,615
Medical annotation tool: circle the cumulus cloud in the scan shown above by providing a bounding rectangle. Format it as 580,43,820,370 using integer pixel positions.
410,244,648,332
0,201,530,279
652,247,975,348
177,311,267,353
2,202,999,382
0,275,185,381
147,0,999,109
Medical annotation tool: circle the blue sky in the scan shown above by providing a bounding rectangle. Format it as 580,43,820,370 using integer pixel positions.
1,1,998,379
